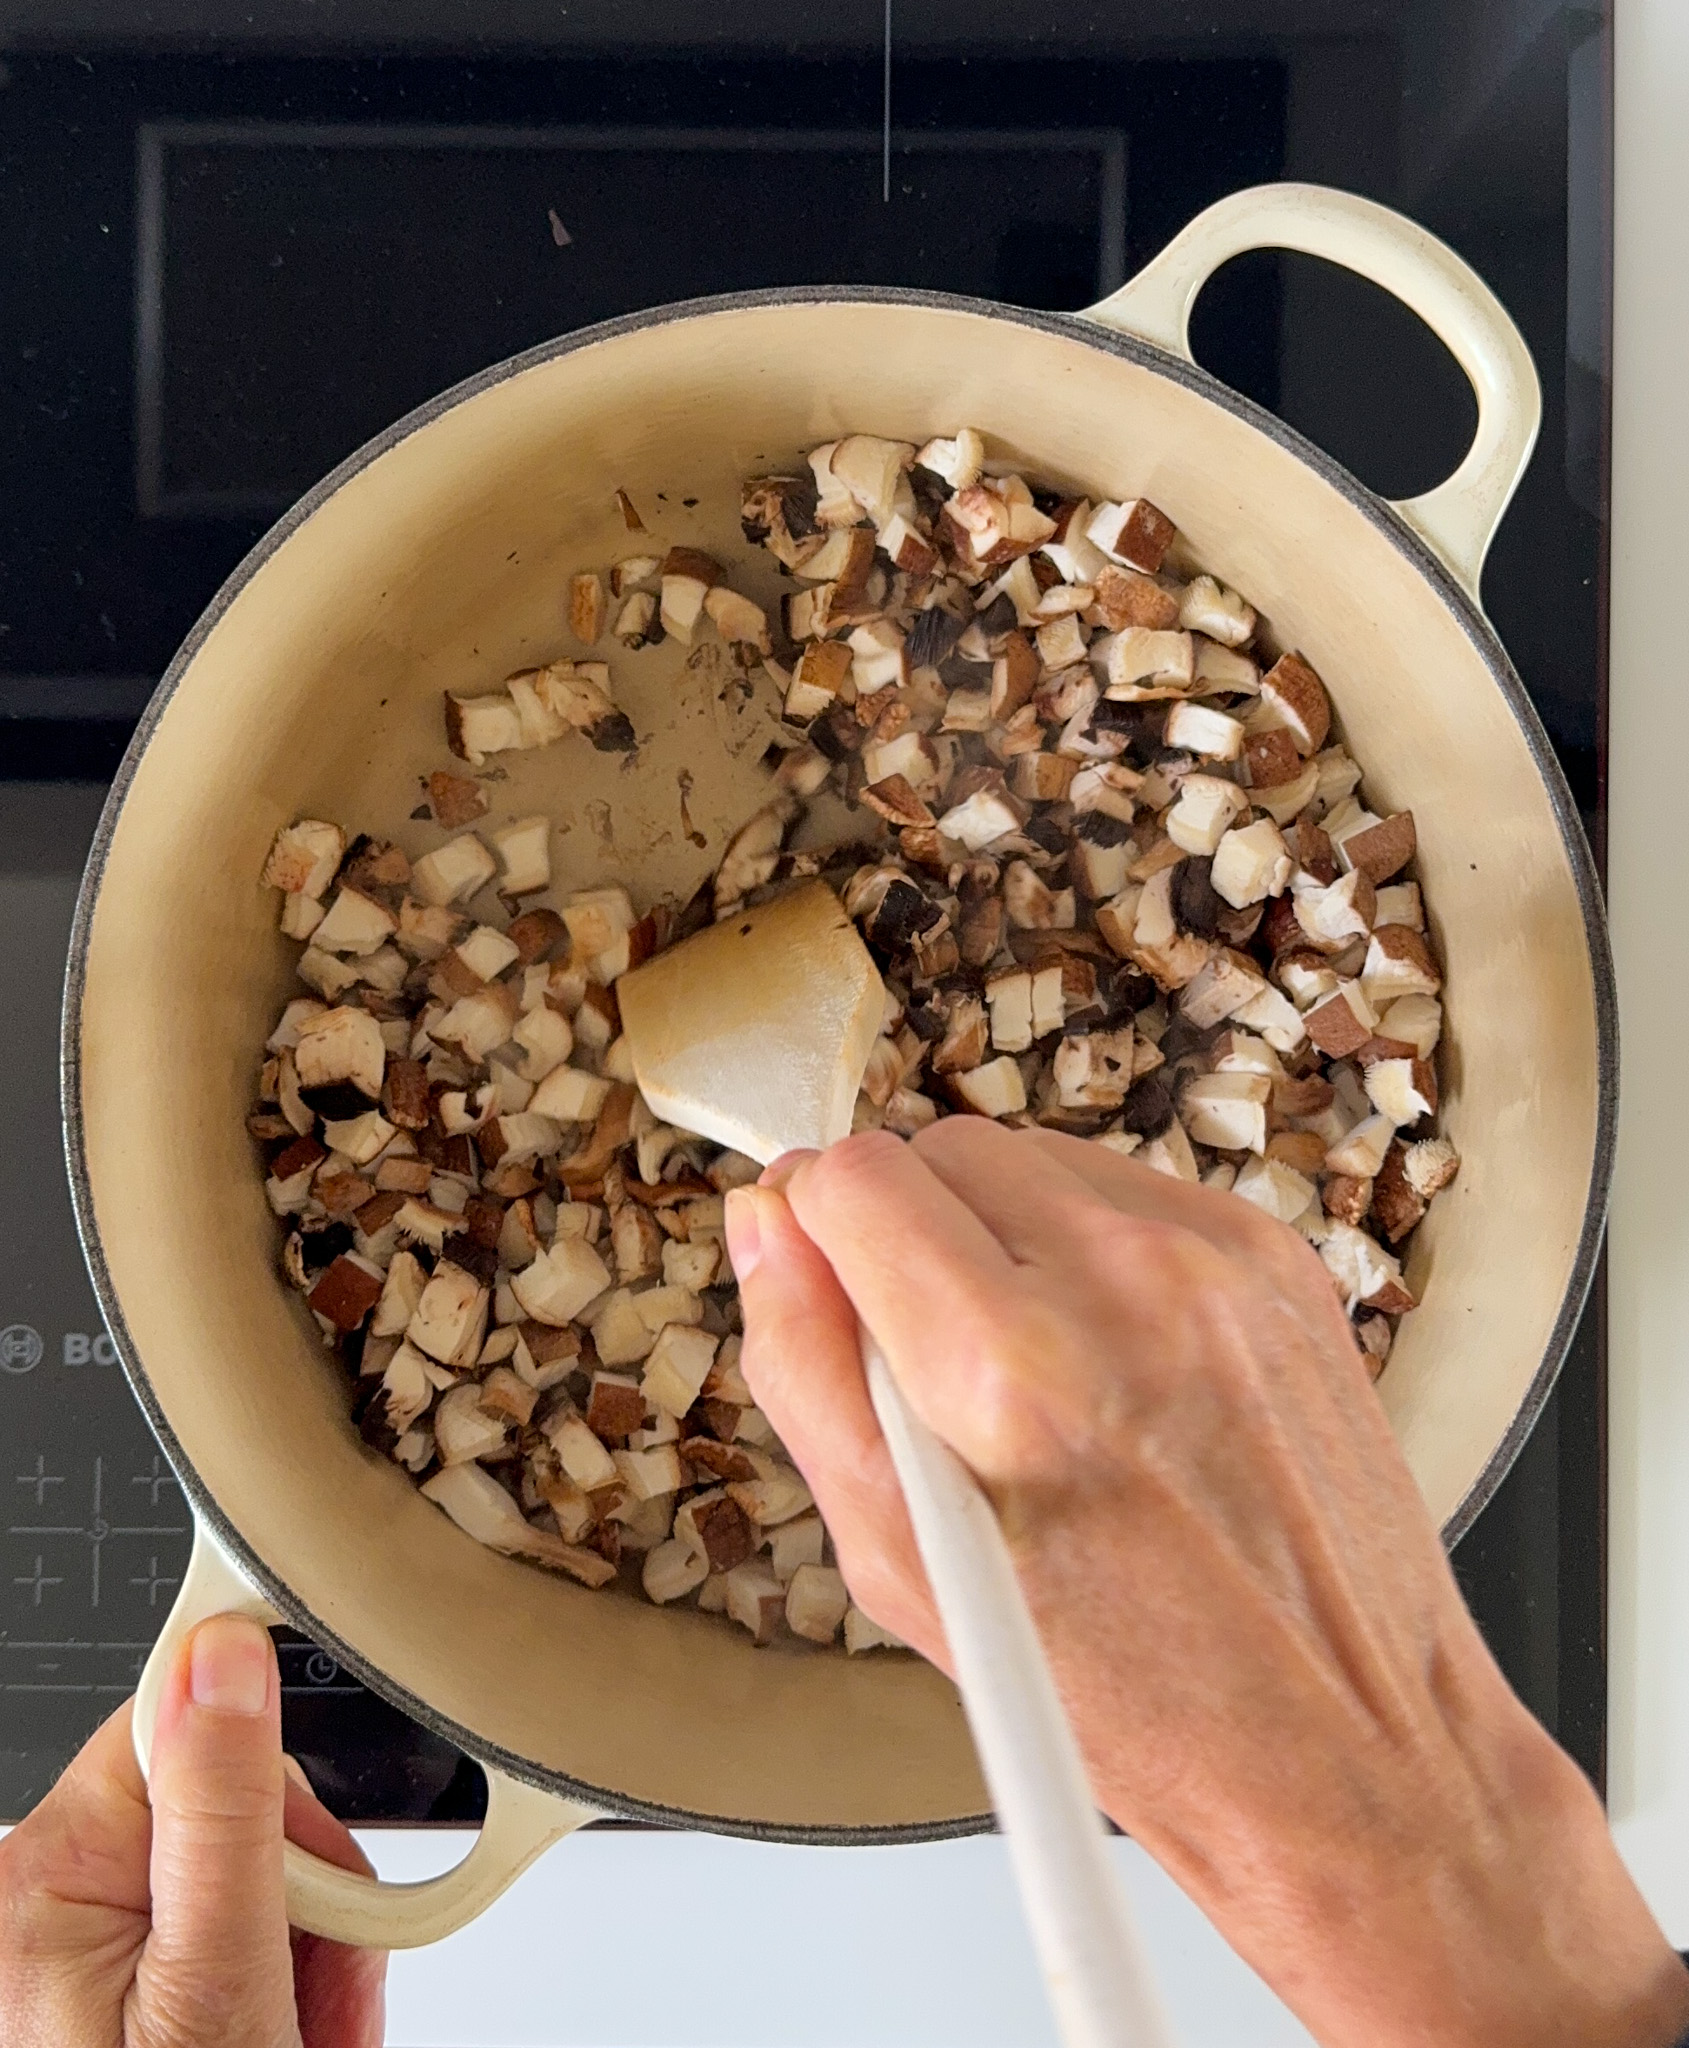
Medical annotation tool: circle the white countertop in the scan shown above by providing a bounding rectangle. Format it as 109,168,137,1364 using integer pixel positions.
360,1828,1312,2047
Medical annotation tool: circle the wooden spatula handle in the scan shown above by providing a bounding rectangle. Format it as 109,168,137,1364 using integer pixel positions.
863,1337,1175,2048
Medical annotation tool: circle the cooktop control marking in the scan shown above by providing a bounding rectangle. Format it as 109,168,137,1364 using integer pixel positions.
8,1457,188,1609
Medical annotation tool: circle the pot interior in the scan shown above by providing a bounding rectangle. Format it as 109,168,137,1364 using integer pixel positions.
72,295,1604,1832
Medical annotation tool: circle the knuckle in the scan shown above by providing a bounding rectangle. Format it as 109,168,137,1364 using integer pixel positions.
128,1969,277,2048
907,1115,995,1167
1087,1206,1189,1272
803,1129,904,1205
1230,1199,1292,1257
154,1773,280,1839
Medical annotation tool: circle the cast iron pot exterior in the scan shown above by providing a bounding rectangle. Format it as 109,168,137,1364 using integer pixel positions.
64,276,1615,1846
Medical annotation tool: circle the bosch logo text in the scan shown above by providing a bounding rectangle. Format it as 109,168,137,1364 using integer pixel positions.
62,1332,120,1366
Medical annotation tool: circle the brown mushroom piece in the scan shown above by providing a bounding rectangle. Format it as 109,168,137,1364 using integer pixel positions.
713,796,799,915
741,474,823,570
659,547,722,645
295,1006,386,1102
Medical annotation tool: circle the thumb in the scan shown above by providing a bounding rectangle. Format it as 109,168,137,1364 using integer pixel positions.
132,1613,297,2046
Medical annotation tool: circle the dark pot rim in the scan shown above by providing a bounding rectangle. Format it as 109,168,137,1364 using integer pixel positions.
60,282,1616,1844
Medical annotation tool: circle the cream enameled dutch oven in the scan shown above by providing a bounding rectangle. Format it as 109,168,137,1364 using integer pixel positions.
63,184,1614,1950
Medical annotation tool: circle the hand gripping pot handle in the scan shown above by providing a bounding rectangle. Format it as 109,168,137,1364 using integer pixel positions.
1084,181,1542,600
132,1520,598,1948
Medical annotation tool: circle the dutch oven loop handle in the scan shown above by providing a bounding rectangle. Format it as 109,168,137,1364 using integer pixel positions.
132,1520,598,1949
1083,181,1542,601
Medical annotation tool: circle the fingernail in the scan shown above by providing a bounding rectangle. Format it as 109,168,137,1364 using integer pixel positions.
189,1614,272,1716
282,1753,313,1796
724,1187,763,1279
760,1148,816,1194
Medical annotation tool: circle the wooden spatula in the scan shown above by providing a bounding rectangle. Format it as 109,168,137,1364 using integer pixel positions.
619,882,1173,2048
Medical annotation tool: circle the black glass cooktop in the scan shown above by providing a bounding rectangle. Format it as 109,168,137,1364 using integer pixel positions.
0,3,1610,1822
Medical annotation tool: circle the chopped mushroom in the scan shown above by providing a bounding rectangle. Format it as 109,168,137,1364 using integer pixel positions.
641,1323,718,1419
659,547,721,645
490,817,551,897
643,1539,709,1605
421,1463,616,1586
311,887,396,957
829,434,916,525
613,589,659,648
1294,870,1375,949
444,692,524,765
433,1382,510,1465
844,1606,906,1654
1373,882,1424,931
1340,811,1417,885
767,1513,826,1585
1232,1155,1315,1223
951,1056,1028,1118
295,1006,386,1100
1404,1136,1460,1198
713,797,798,916
1167,776,1248,857
1181,1072,1270,1154
569,572,606,645
407,1262,489,1369
412,833,498,908
704,585,772,656
1259,652,1330,755
1326,1113,1396,1181
255,424,1460,1644
1165,700,1243,760
1086,498,1176,573
263,819,345,899
511,1237,613,1326
1365,1057,1436,1129
308,1253,384,1331
1361,925,1443,1005
1305,982,1377,1058
1179,575,1256,647
1104,626,1195,694
938,783,1025,852
1052,1029,1134,1109
1003,862,1076,931
428,771,489,829
1210,819,1291,908
725,1559,787,1646
914,428,985,489
1181,949,1267,1029
1319,1222,1409,1315
279,892,326,941
786,1563,849,1644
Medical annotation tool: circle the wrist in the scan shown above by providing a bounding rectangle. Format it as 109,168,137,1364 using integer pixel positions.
1279,1699,1689,2048
1063,1604,1689,2048
1446,1707,1689,2048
